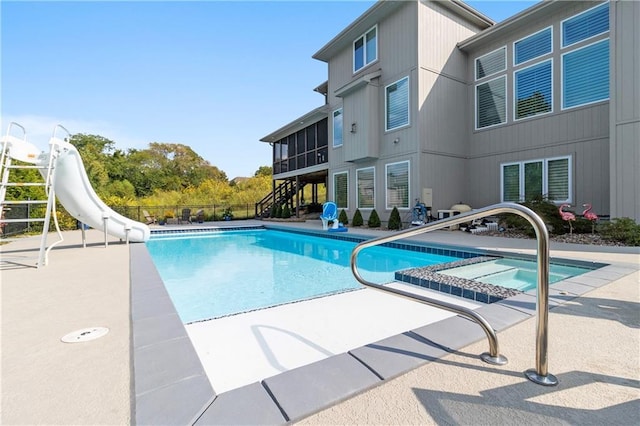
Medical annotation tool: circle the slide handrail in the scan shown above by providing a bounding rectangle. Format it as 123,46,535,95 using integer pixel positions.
350,202,558,385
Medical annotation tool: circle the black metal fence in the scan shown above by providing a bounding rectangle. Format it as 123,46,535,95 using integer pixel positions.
111,204,256,224
0,203,259,239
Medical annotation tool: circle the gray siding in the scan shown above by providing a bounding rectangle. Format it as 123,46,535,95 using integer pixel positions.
415,0,481,212
464,1,614,216
610,0,640,221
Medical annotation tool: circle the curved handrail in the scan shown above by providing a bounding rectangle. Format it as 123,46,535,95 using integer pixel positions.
350,202,558,385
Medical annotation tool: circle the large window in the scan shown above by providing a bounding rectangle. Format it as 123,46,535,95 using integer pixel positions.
332,108,343,148
562,39,609,109
475,47,506,80
354,26,377,73
562,2,609,48
514,27,552,65
333,172,348,209
385,161,409,209
385,76,409,131
501,156,571,203
476,76,506,129
356,167,375,209
514,59,552,120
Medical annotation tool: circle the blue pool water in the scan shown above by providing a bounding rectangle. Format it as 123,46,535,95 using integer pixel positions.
146,229,460,323
439,258,592,291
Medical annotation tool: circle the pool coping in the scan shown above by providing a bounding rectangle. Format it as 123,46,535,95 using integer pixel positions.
132,224,635,425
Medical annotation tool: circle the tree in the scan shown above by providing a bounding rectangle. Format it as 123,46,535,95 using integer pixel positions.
282,204,291,218
368,209,381,228
388,207,402,230
254,166,272,177
338,209,349,225
352,209,363,227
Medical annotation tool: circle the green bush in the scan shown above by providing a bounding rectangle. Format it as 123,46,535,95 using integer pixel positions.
282,204,291,219
338,209,348,225
270,204,277,218
368,209,381,228
352,209,364,227
500,196,568,236
387,207,402,230
598,217,640,246
275,204,283,218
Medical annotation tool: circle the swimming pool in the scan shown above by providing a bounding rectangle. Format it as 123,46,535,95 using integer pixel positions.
146,229,460,323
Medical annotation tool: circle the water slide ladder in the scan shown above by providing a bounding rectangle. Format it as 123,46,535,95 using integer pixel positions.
350,202,558,386
0,123,64,268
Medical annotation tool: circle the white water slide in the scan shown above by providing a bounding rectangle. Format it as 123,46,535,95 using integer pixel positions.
2,125,149,243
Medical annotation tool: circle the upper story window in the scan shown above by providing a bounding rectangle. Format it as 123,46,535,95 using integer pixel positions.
562,2,609,48
514,27,552,65
475,47,506,80
476,75,506,129
514,59,552,120
385,76,409,131
333,108,343,147
562,38,609,109
354,26,377,73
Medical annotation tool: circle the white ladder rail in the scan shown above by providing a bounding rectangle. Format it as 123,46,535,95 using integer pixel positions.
0,123,64,268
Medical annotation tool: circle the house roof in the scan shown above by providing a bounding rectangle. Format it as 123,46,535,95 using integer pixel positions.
312,0,493,62
458,0,561,51
259,105,329,143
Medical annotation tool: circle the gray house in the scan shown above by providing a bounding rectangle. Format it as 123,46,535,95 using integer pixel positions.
259,0,639,224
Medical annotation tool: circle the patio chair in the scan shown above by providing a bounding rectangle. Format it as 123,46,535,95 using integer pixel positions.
142,210,157,225
179,208,192,224
320,201,339,230
193,209,205,223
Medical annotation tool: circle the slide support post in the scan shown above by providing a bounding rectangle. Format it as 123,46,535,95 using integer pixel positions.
102,212,109,248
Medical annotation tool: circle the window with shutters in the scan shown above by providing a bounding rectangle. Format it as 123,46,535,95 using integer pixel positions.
354,26,377,73
514,27,552,66
475,47,506,80
385,76,409,131
385,161,409,209
562,38,609,110
356,167,375,209
333,171,348,209
562,2,609,48
476,75,506,129
514,59,552,120
501,156,571,203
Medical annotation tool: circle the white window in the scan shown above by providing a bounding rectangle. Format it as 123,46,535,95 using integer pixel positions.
356,167,375,209
333,171,348,209
332,108,343,147
562,39,609,110
514,27,552,66
514,59,552,120
354,26,377,73
501,156,571,203
385,161,409,209
385,76,409,131
475,47,506,80
476,75,507,129
562,2,609,48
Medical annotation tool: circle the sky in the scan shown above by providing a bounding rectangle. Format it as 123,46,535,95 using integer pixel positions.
1,0,538,179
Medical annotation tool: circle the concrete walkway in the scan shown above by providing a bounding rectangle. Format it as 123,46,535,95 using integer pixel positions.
1,222,638,424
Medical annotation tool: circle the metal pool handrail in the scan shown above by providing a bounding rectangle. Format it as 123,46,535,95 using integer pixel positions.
349,202,558,386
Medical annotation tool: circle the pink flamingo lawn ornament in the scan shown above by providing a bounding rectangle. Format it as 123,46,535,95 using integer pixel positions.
582,203,598,234
558,203,576,234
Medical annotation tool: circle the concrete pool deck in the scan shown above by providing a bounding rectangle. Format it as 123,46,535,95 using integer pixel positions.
1,220,638,424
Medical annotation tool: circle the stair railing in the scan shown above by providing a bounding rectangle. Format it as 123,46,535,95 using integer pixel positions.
350,202,558,386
